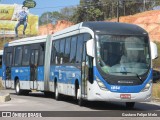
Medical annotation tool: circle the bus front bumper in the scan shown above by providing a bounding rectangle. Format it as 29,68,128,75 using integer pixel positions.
87,81,152,102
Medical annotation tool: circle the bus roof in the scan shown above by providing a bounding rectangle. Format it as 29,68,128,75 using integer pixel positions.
5,35,47,47
82,21,148,35
52,22,148,39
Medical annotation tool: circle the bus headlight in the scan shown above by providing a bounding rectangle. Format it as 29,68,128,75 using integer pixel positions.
96,77,109,91
141,80,152,92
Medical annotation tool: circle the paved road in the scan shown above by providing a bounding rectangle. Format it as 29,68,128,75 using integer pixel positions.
0,89,160,119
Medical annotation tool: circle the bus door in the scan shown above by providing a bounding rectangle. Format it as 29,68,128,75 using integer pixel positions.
30,47,39,90
0,53,3,78
81,43,88,98
4,48,13,88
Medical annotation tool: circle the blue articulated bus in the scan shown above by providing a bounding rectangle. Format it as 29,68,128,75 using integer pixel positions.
2,22,158,108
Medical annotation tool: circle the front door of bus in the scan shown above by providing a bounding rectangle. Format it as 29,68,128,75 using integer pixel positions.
81,44,88,98
30,49,39,90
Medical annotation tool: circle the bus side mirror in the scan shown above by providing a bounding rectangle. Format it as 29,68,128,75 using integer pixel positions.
86,39,94,58
150,41,158,59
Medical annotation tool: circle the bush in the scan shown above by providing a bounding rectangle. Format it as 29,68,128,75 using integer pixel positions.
153,42,160,69
152,82,160,99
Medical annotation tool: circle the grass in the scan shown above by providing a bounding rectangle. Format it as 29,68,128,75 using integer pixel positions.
0,79,3,90
152,82,160,100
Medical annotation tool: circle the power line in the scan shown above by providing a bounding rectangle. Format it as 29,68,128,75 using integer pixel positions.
33,5,78,10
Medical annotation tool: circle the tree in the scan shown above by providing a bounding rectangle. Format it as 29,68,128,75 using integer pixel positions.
39,7,77,25
52,11,65,23
39,12,53,25
39,0,160,25
72,0,104,23
60,7,77,21
153,42,160,68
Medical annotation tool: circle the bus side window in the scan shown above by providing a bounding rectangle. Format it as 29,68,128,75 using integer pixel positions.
22,46,30,66
84,33,91,42
70,36,77,63
54,41,60,64
6,52,12,66
14,46,23,66
39,43,45,66
76,34,84,63
64,37,71,63
4,48,13,67
60,39,65,64
51,42,55,64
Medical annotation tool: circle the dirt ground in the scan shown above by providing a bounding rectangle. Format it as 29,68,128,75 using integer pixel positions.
110,10,160,42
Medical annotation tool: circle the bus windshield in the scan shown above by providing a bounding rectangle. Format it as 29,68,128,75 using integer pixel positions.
96,35,151,76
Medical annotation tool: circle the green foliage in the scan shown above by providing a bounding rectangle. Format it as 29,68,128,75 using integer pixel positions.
152,83,160,99
79,0,160,21
39,12,53,25
39,7,77,25
39,0,160,24
86,7,103,21
60,7,77,21
72,0,104,23
153,42,160,68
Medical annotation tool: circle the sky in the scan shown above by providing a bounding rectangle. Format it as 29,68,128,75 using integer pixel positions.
0,0,80,16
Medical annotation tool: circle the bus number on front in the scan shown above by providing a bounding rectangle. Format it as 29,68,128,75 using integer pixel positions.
111,86,120,90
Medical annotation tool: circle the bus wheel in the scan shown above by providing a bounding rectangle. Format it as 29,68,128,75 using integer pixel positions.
126,102,135,109
44,91,54,98
55,82,60,100
15,80,22,95
23,90,30,95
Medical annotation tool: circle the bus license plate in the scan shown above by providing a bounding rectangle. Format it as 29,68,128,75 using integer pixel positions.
120,94,131,99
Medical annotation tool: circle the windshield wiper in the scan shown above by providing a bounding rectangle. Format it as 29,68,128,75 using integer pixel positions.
110,72,143,82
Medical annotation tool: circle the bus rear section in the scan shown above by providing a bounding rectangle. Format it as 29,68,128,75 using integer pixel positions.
2,36,48,94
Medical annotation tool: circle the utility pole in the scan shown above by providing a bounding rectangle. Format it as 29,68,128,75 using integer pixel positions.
85,0,90,21
143,0,146,11
117,0,119,22
123,0,126,16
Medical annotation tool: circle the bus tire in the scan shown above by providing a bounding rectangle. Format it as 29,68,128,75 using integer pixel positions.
22,90,30,96
15,80,22,95
44,91,54,98
55,82,60,100
78,97,84,106
24,90,31,95
126,102,135,109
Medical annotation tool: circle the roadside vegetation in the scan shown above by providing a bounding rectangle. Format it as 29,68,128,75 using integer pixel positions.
0,80,3,90
152,82,160,100
153,42,160,69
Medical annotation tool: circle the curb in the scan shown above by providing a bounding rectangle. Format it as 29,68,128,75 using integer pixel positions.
0,93,11,102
